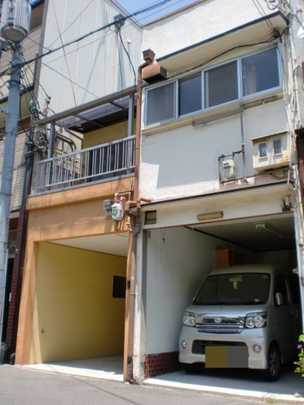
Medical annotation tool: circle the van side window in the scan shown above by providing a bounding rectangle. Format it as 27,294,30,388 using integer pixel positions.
288,275,301,305
274,276,288,305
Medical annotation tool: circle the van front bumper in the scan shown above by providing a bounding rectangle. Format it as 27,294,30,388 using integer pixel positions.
179,326,268,370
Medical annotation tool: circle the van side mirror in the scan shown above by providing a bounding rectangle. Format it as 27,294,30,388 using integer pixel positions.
275,292,284,306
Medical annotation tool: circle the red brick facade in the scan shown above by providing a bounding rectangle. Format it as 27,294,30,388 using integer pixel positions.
144,352,180,378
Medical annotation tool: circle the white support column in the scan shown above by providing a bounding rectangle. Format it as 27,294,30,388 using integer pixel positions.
132,226,146,383
293,166,304,328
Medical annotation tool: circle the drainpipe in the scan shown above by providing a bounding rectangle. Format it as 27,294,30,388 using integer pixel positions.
123,50,154,383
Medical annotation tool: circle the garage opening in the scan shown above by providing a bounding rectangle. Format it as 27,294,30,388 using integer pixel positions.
27,233,128,381
144,213,304,398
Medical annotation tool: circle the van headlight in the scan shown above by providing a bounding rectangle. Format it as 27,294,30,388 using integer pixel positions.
183,311,196,327
245,312,267,329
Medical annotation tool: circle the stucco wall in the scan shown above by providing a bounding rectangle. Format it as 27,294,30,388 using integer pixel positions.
39,0,142,113
140,100,288,202
142,0,272,59
145,227,219,354
30,242,126,363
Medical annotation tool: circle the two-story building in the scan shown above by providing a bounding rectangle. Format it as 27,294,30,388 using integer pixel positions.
132,0,304,389
14,0,142,380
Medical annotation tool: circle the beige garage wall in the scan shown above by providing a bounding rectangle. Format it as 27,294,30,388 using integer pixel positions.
30,242,126,363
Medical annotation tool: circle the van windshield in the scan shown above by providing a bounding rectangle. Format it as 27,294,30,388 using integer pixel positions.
194,273,271,305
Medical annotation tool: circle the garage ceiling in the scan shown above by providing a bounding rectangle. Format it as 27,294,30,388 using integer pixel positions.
53,233,129,256
191,214,295,251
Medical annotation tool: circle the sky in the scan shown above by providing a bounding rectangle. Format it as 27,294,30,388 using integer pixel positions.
118,0,196,24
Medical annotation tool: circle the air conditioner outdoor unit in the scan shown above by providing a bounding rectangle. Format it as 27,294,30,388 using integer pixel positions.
252,132,289,172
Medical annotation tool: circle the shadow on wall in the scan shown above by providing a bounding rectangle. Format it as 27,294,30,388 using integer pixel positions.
32,242,126,363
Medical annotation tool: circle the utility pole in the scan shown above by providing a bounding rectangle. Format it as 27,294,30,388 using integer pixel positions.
0,0,31,353
0,43,23,344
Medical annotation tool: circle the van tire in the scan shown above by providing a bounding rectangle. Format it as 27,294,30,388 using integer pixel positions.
184,363,202,374
264,343,281,381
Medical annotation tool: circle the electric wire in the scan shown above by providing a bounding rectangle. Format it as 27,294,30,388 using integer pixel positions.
251,0,276,31
118,29,136,84
46,0,97,49
52,0,77,106
16,0,174,69
168,39,275,80
41,61,99,99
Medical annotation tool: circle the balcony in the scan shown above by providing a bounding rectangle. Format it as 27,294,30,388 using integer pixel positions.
32,136,135,194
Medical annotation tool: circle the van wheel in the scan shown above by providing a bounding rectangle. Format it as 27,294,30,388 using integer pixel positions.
264,344,281,381
184,363,201,374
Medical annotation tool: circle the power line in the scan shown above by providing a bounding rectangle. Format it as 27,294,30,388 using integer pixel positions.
251,0,275,32
16,0,174,70
52,0,77,106
41,61,99,99
46,0,97,49
118,29,136,84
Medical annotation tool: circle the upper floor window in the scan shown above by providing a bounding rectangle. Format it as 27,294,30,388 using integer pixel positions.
144,47,281,127
242,48,279,96
205,61,238,108
146,82,176,125
178,73,202,115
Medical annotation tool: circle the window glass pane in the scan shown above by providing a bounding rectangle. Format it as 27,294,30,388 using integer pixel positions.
179,73,202,115
273,139,282,155
146,82,175,125
242,48,279,96
205,61,238,107
258,143,268,158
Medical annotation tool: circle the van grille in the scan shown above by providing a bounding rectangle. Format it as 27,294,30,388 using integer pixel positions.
196,316,244,334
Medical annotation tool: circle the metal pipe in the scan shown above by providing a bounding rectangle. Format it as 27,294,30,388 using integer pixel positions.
37,85,137,126
0,44,23,343
128,95,134,137
123,58,149,383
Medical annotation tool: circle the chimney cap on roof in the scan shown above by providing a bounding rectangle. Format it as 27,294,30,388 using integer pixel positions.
143,49,155,64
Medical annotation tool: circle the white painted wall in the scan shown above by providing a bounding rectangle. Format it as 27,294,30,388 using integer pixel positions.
144,227,295,355
142,0,273,59
140,100,288,202
145,227,219,354
39,0,142,113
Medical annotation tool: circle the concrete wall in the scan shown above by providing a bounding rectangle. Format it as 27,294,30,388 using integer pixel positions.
142,0,272,59
39,0,142,113
30,242,126,362
140,100,288,201
145,227,219,354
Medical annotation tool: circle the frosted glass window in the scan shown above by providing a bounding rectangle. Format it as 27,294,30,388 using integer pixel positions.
258,143,268,158
273,139,282,155
146,82,176,125
242,48,279,96
179,73,202,115
205,61,238,107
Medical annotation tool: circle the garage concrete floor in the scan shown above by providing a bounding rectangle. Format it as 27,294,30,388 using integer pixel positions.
146,367,304,403
23,356,123,382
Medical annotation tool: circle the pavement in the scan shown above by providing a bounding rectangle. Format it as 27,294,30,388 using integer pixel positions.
0,364,274,405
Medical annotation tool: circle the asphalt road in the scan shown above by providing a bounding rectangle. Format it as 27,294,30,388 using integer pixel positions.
0,365,275,405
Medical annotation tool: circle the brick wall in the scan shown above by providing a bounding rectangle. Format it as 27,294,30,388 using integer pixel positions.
144,352,180,378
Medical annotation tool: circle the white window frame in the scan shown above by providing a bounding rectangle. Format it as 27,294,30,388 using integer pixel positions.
204,58,240,109
143,46,282,128
239,46,282,101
